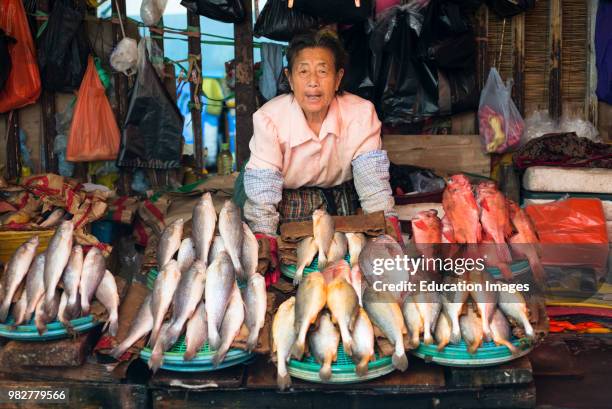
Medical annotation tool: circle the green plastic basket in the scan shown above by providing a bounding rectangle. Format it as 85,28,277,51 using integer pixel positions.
281,254,352,281
287,344,394,384
486,259,531,279
0,312,99,341
140,334,254,372
411,337,533,367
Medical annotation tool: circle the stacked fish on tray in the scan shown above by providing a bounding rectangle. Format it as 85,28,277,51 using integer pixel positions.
0,220,119,336
111,194,267,373
273,209,409,390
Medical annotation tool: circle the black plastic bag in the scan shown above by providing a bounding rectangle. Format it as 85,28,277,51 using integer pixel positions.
0,29,14,91
371,5,438,126
339,22,375,101
426,32,476,69
180,0,245,23
389,163,445,195
254,0,321,42
117,49,183,169
438,68,478,115
37,0,89,92
293,0,374,24
486,0,536,18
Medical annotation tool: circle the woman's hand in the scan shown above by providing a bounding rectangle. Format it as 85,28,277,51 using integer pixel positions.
255,233,280,286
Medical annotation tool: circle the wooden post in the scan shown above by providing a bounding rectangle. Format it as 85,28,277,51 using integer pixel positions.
6,112,20,180
586,0,599,125
234,0,256,169
512,14,525,116
187,11,204,172
476,4,489,92
38,0,57,173
549,0,562,121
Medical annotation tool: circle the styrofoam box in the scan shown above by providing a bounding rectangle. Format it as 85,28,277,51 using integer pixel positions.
523,166,612,194
524,198,612,221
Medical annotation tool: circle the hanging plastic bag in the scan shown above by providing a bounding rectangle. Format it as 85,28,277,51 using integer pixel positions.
292,0,374,24
110,37,138,76
117,39,183,169
254,0,322,42
67,56,121,162
180,0,245,23
141,0,168,26
339,22,375,101
0,0,41,113
0,29,15,91
478,68,524,154
37,0,90,92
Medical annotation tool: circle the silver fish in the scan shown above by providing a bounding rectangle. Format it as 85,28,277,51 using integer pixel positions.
244,273,267,352
111,294,153,359
192,192,217,262
460,305,484,354
157,218,183,269
79,247,106,315
434,311,452,352
43,221,73,314
351,307,375,377
12,290,28,326
469,268,498,341
294,236,318,286
39,208,66,228
24,253,46,323
62,245,83,318
498,289,534,339
150,259,182,346
57,291,73,331
95,270,120,337
184,301,207,361
205,250,236,350
272,297,296,391
345,232,366,268
0,236,39,322
241,222,259,279
291,271,327,360
441,273,469,344
312,209,334,270
414,291,442,346
35,290,61,335
149,322,173,373
212,284,245,367
176,238,196,274
208,235,225,264
219,200,244,279
326,276,359,356
308,311,339,381
490,308,518,354
327,232,348,264
359,235,407,302
402,295,423,349
349,264,363,306
363,287,408,371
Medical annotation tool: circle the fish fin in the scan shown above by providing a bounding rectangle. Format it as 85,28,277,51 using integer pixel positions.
319,359,332,381
392,352,408,372
480,199,490,212
277,372,292,391
496,243,512,263
290,340,305,360
355,356,370,377
412,220,427,231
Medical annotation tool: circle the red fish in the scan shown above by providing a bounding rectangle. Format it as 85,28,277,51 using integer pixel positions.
507,201,546,285
442,175,482,244
411,210,442,258
321,259,351,284
480,234,513,280
476,181,512,263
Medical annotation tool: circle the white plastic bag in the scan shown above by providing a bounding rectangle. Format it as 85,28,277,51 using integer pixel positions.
110,37,138,75
524,110,600,144
140,0,168,26
478,68,524,153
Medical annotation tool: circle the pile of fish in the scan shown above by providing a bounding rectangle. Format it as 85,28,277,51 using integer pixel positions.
111,195,266,373
272,256,409,391
0,220,119,336
412,174,545,283
294,208,367,286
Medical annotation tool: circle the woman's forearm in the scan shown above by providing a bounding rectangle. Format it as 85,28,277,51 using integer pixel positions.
352,150,397,217
243,168,284,235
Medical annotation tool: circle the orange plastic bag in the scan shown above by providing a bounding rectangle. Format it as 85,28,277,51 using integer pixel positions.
67,56,120,162
0,0,42,113
525,198,609,272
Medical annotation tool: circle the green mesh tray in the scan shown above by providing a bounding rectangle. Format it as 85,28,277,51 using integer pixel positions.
0,312,99,341
486,259,531,279
140,334,254,372
281,253,352,281
411,337,534,367
287,344,394,384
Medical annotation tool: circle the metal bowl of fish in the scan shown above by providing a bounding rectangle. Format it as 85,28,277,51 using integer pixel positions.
139,336,254,372
0,313,99,341
287,344,395,384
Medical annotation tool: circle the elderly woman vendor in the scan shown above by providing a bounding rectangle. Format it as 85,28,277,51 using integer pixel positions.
243,29,401,273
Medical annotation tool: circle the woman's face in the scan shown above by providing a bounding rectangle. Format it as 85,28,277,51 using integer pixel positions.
286,47,344,120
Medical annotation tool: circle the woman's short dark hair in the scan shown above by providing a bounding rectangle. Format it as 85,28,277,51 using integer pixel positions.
286,29,348,73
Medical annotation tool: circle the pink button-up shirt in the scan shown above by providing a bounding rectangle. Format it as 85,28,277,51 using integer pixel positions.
246,92,382,189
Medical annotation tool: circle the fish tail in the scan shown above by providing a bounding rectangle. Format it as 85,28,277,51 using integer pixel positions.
246,331,259,352
148,345,164,374
109,312,119,338
111,342,129,360
482,320,492,341
523,318,535,339
277,362,291,391
342,338,353,357
392,350,409,372
423,328,434,346
450,319,462,344
355,355,370,377
290,339,305,360
496,242,512,264
208,327,221,350
81,299,91,316
293,265,305,286
437,340,449,352
317,250,327,270
0,301,10,323
467,342,479,355
500,263,514,280
410,333,420,349
498,338,519,355
183,347,197,361
319,358,332,381
212,349,228,368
